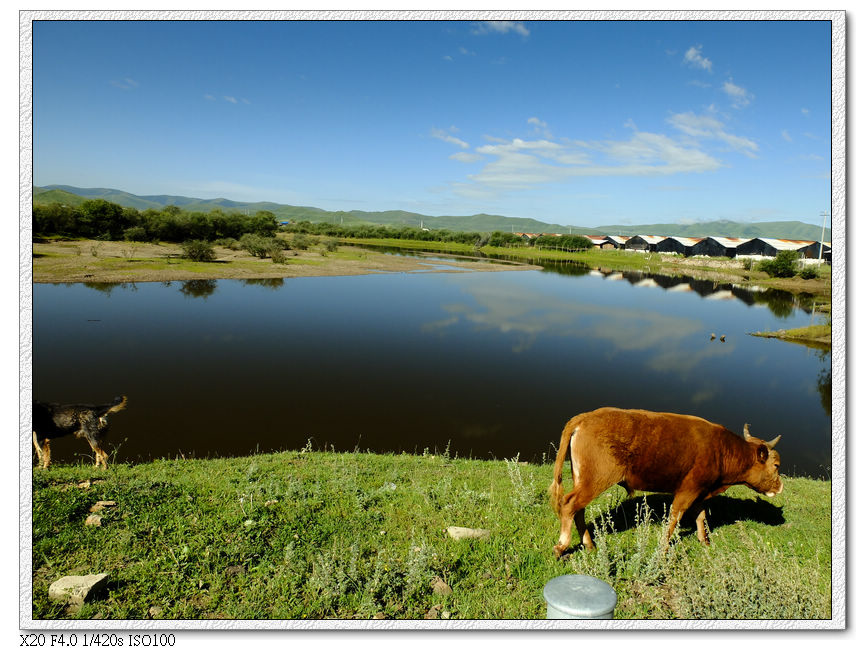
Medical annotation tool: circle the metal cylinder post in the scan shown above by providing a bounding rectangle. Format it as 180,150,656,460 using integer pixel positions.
543,574,617,619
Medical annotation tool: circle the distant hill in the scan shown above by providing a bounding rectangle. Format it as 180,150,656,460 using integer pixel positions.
32,187,89,207
33,185,829,241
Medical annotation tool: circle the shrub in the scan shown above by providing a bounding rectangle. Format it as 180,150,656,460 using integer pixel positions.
291,233,312,251
799,265,819,280
180,240,216,262
239,233,273,258
322,238,339,253
758,250,799,278
213,237,239,250
123,226,149,242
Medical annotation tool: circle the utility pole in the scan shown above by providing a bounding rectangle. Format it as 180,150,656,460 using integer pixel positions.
818,210,829,263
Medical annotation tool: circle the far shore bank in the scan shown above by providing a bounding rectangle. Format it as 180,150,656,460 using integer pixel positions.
32,235,831,348
31,238,540,284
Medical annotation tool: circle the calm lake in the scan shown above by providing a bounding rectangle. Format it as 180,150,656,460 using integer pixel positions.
32,259,831,477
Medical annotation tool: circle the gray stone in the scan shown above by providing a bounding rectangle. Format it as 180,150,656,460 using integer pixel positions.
431,576,452,596
446,526,490,540
48,573,109,606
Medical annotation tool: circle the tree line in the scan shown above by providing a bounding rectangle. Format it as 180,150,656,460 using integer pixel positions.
285,221,594,250
33,198,595,251
33,199,279,242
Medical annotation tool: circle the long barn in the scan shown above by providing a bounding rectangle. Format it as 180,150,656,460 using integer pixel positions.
657,236,705,256
736,237,825,259
690,236,749,258
624,235,665,252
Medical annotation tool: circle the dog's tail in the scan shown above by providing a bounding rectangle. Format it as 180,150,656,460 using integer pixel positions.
103,395,128,416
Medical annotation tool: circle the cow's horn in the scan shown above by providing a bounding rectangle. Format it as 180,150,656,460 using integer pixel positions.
743,423,752,440
765,435,781,449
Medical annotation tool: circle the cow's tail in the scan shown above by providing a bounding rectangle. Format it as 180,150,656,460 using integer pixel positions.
548,417,577,517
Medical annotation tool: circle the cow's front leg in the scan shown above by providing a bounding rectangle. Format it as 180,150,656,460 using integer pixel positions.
665,490,699,546
554,490,595,557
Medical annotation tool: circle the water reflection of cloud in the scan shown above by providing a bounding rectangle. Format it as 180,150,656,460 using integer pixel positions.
426,281,705,357
690,388,718,404
645,341,733,375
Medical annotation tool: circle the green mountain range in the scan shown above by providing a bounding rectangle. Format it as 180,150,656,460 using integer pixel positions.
33,185,830,241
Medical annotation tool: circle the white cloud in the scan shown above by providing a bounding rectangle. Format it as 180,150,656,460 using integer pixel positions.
668,111,759,158
684,45,712,72
722,79,752,108
782,130,792,142
111,77,139,90
528,117,552,138
472,21,530,37
802,108,810,116
223,95,238,104
444,112,767,200
431,127,469,149
450,152,485,163
453,131,721,197
204,94,216,101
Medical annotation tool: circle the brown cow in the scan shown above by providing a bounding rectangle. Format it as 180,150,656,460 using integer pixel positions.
548,407,782,557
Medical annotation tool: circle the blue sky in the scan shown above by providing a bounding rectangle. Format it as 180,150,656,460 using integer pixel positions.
31,18,833,228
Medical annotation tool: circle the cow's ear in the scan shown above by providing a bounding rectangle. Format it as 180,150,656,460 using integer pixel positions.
756,444,769,463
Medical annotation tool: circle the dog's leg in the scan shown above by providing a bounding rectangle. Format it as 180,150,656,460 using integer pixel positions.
84,436,108,469
41,439,52,469
33,432,43,468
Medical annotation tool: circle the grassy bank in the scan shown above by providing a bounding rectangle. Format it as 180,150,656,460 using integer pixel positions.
31,449,831,621
344,237,831,297
751,323,832,349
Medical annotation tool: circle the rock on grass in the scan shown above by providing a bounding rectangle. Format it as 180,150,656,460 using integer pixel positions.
48,573,109,606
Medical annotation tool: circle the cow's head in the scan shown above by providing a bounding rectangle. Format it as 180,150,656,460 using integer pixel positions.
743,423,783,497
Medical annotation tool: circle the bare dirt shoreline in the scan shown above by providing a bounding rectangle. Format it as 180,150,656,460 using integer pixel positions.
32,240,541,284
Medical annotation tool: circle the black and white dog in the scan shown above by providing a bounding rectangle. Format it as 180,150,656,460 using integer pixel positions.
32,396,128,469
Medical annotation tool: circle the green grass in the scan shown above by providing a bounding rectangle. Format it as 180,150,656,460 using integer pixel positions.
31,449,831,621
339,237,478,254
751,323,831,349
